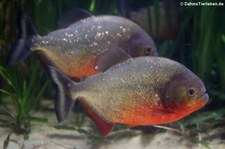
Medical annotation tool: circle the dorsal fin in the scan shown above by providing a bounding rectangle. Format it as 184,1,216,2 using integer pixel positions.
79,99,114,136
95,47,132,72
57,8,93,29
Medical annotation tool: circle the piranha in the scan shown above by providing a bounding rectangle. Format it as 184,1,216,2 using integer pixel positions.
48,56,209,136
7,9,157,78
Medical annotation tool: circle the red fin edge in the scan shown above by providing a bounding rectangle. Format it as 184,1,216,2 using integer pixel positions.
79,99,114,136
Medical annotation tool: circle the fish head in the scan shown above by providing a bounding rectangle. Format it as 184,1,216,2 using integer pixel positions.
125,34,158,57
163,70,209,115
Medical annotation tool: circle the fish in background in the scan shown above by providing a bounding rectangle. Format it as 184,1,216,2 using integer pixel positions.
117,0,180,41
49,56,208,136
7,8,157,79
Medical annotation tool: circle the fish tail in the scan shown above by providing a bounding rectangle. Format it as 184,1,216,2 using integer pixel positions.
48,66,76,122
7,10,38,65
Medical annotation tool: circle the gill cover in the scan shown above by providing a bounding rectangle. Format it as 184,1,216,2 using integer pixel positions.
164,72,203,112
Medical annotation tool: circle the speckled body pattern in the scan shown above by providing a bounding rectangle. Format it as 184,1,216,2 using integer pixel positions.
71,57,206,125
32,15,156,78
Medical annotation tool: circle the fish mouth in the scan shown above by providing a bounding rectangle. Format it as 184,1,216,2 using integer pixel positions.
199,92,209,103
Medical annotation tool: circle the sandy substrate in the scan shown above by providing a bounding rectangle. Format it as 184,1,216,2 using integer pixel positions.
0,110,225,149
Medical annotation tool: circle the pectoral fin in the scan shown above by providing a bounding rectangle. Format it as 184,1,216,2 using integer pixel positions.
79,99,114,136
95,47,131,72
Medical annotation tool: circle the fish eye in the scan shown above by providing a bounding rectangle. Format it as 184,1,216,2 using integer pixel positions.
187,88,196,96
144,46,153,55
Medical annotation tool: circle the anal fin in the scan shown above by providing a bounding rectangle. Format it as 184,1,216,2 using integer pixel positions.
48,66,76,122
79,99,114,136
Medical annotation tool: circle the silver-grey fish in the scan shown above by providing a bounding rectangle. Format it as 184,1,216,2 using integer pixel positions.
49,56,208,136
7,9,157,78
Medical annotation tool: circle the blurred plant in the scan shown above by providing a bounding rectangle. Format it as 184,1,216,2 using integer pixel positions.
0,0,17,59
178,108,225,128
190,1,225,82
216,34,225,91
0,60,48,134
73,111,87,128
3,134,23,149
189,1,225,113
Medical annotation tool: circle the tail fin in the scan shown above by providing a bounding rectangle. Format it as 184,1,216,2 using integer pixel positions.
7,10,37,65
48,66,76,122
